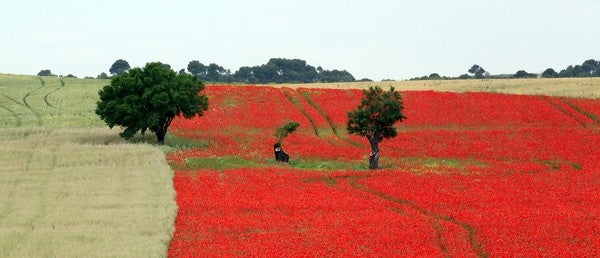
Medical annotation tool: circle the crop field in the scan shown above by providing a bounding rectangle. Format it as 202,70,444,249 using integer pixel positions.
1,74,600,256
292,77,600,98
0,74,176,257
168,85,600,256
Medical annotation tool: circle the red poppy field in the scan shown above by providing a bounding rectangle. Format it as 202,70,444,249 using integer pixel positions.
167,85,600,256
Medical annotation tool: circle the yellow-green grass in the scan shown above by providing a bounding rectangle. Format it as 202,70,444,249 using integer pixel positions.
0,74,107,128
0,128,176,257
281,77,600,98
0,74,177,257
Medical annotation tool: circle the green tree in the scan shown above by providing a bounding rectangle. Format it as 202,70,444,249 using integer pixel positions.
37,69,54,76
514,70,531,78
275,121,300,146
468,64,486,79
96,62,209,145
347,86,406,169
97,72,110,79
109,59,130,76
542,68,558,78
187,60,207,78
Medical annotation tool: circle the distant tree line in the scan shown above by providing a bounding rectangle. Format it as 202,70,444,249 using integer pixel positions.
410,58,600,81
95,58,356,84
543,59,600,78
187,58,355,84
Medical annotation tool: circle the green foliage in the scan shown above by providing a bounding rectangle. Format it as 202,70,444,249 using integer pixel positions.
347,86,406,169
557,59,600,78
542,68,558,78
109,59,130,76
233,58,355,84
37,70,54,76
275,121,300,145
347,86,406,141
96,62,209,144
97,72,110,79
468,64,486,79
514,70,534,78
187,60,206,77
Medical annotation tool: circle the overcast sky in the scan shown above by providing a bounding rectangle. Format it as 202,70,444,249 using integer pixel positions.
1,0,599,80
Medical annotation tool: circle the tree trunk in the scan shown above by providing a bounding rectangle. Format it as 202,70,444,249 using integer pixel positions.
368,136,380,169
156,117,172,145
156,129,166,145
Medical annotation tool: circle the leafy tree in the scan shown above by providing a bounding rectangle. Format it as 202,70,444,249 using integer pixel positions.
559,65,574,77
319,69,355,83
458,74,471,79
429,73,441,79
468,64,486,79
187,60,207,78
581,59,598,76
109,59,130,76
206,63,227,82
347,86,406,169
66,74,77,78
97,72,110,79
514,70,531,78
96,62,209,145
37,70,54,76
542,68,558,78
275,121,300,146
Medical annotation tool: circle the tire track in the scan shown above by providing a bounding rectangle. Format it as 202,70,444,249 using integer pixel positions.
43,78,65,109
298,90,364,148
348,177,488,257
303,174,487,257
541,96,590,128
20,77,45,126
558,97,600,125
281,88,322,137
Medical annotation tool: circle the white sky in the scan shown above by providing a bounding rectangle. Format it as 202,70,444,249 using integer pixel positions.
1,0,599,80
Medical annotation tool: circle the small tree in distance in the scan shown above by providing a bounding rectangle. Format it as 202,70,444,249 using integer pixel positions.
37,70,54,76
96,62,209,144
109,59,130,76
347,86,406,169
468,64,486,79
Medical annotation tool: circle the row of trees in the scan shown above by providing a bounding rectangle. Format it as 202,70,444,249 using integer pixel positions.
542,59,600,78
103,58,356,83
411,59,600,80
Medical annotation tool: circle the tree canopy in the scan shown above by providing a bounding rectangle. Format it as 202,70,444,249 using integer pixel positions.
96,62,208,144
275,121,300,146
37,70,54,76
109,59,131,76
347,86,406,169
468,64,486,79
